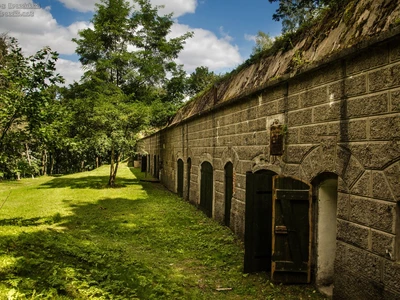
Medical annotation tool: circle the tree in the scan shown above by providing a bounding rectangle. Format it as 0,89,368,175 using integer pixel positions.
268,0,348,33
186,66,221,97
0,36,64,178
252,31,274,55
72,0,192,186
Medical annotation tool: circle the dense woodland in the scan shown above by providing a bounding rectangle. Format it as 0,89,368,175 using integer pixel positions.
0,0,346,185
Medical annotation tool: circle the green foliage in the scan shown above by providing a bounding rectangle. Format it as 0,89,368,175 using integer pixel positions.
70,0,192,185
0,164,327,299
252,31,274,55
0,36,64,178
186,66,221,97
269,0,350,33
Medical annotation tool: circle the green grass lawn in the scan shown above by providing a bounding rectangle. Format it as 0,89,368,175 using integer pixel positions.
0,164,326,299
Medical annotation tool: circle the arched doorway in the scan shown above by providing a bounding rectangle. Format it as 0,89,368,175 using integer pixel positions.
177,159,184,197
200,161,213,217
313,173,338,293
186,158,191,201
224,162,233,227
244,169,276,273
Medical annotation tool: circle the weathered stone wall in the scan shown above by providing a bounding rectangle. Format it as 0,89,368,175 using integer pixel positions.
139,32,400,299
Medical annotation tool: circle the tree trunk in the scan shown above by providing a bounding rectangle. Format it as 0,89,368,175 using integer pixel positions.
25,143,34,178
49,152,54,175
81,160,85,172
109,144,115,187
42,149,47,176
96,156,99,169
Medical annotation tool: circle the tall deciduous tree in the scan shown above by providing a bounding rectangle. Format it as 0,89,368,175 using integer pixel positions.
0,36,64,178
186,66,221,97
72,0,192,186
268,0,348,33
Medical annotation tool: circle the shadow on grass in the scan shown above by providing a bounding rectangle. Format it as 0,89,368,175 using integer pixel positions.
0,197,176,299
38,175,140,189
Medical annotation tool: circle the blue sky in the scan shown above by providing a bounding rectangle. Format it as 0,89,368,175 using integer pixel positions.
0,0,282,85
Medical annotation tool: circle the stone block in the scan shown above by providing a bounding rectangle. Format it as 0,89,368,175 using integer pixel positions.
372,171,395,201
336,219,369,249
383,261,400,296
347,93,389,118
256,101,278,118
288,109,313,126
299,124,328,144
248,119,266,132
342,154,364,188
346,246,382,282
371,229,395,259
235,121,249,134
348,142,400,170
261,84,286,103
350,171,371,197
345,74,367,97
391,89,400,112
314,101,342,122
286,127,299,144
347,47,389,75
299,86,328,108
337,192,350,220
285,145,311,164
369,63,400,92
384,161,400,200
389,40,400,62
311,63,342,86
282,163,300,177
300,157,314,181
328,81,344,100
349,196,395,233
288,94,299,110
288,73,313,94
247,106,258,120
370,115,400,140
339,119,367,141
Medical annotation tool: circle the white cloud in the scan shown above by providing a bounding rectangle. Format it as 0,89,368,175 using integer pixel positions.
0,1,91,56
244,34,257,42
219,26,233,42
171,23,242,74
56,58,85,86
55,0,97,13
56,0,197,17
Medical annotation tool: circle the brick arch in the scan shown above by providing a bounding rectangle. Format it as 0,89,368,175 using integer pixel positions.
299,144,365,190
221,147,240,170
383,159,400,200
251,154,282,174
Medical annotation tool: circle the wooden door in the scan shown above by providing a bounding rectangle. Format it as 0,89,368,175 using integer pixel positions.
224,162,233,227
200,162,213,217
177,159,184,197
244,170,275,273
271,175,312,283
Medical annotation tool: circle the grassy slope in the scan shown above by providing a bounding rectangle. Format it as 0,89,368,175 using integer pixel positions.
0,164,325,299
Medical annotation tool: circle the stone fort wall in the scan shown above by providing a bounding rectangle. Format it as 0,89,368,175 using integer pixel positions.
140,32,400,299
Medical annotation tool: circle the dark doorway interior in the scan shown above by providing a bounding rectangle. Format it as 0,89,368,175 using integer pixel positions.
177,159,184,197
224,162,233,227
200,161,213,217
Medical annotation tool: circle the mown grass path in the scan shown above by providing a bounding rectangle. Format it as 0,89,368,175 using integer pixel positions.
0,164,326,299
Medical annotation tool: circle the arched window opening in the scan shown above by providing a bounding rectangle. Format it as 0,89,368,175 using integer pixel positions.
200,161,213,217
186,158,191,201
224,162,233,227
177,159,184,197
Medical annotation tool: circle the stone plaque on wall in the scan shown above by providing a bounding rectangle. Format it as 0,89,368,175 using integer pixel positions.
270,123,284,156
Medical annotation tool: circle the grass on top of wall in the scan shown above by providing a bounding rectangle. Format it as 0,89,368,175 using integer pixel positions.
0,164,326,299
